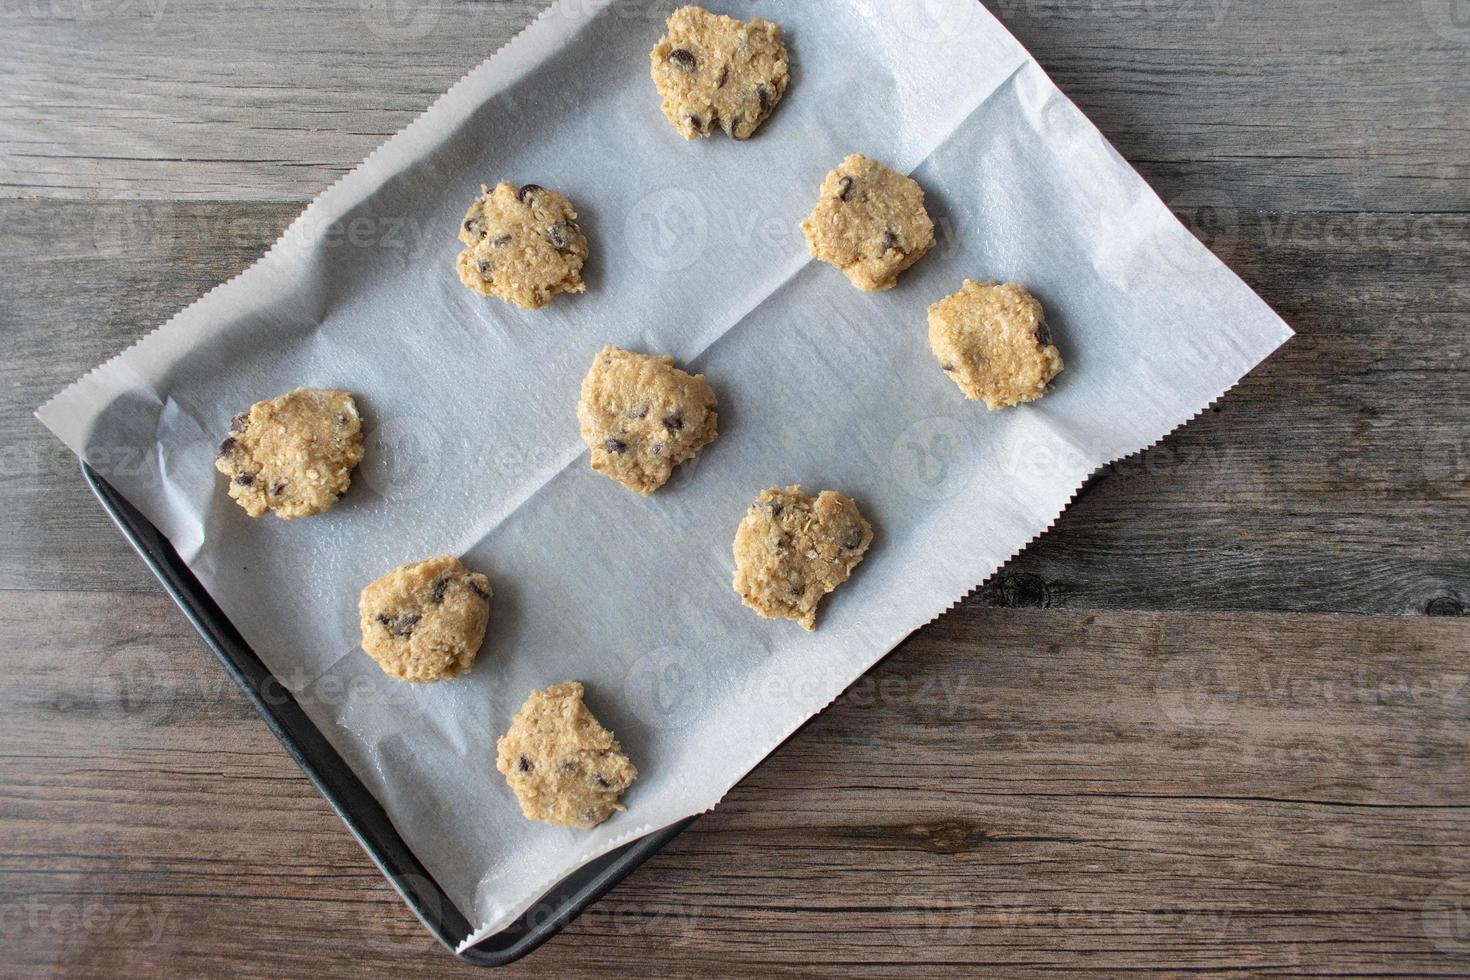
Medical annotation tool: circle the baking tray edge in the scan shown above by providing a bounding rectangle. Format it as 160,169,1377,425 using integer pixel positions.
82,460,695,967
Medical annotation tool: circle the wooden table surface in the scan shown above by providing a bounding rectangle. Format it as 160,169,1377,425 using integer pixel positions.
3,0,1468,975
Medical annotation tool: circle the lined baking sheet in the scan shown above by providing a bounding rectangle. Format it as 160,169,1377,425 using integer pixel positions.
37,0,1291,947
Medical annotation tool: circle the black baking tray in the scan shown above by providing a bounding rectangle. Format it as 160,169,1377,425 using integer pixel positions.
83,461,696,966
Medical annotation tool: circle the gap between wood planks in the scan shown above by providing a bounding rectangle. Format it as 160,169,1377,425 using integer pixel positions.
1,594,1465,975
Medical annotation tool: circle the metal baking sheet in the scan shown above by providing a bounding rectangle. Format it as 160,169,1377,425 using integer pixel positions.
84,462,695,965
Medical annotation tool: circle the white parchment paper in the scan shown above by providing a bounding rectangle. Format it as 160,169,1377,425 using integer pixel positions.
37,0,1291,947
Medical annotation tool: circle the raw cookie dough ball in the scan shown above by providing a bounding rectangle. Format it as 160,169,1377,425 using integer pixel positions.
358,556,492,683
928,281,1064,408
456,181,588,310
732,485,873,631
649,5,789,141
214,387,364,519
496,681,638,829
576,346,719,496
800,153,935,292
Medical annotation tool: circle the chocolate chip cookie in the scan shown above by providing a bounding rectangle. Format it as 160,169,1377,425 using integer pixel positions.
576,346,718,496
358,556,492,683
496,681,638,829
456,181,588,310
649,5,789,141
800,154,936,292
732,485,874,631
928,281,1064,408
214,387,364,519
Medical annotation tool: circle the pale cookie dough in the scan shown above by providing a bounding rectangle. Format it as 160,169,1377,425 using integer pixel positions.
732,485,873,631
456,181,588,310
214,387,364,519
649,5,789,141
496,681,638,829
576,346,719,496
358,556,492,683
800,154,935,292
928,281,1064,408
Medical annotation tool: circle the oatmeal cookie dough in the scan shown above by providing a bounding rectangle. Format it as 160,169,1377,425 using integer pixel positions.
214,387,364,519
650,5,789,141
576,346,718,496
800,154,935,292
496,681,638,829
456,181,588,310
358,556,492,683
732,485,873,631
928,281,1064,408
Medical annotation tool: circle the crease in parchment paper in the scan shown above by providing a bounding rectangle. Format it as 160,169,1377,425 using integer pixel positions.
36,0,1292,949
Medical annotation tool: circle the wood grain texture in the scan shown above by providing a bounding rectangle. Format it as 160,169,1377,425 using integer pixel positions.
1,0,1467,209
4,198,1466,612
2,595,1467,977
2,0,1468,974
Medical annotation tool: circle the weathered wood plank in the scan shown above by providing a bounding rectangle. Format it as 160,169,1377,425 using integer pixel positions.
6,198,1466,614
0,200,300,592
0,0,1466,209
1,593,1465,975
3,2,1467,974
972,203,1470,616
